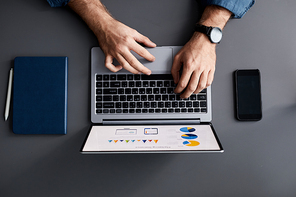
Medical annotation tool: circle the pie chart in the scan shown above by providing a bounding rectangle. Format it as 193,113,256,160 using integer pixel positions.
181,134,198,140
180,127,195,132
183,140,200,146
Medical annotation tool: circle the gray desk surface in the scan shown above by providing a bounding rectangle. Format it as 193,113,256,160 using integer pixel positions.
1,0,296,196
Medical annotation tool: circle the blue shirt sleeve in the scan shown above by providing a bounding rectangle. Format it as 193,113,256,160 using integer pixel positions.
47,0,70,7
202,0,255,18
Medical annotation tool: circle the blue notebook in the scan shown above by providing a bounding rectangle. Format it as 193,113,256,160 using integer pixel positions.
13,57,68,134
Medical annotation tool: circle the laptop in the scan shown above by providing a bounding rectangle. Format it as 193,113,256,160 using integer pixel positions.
81,46,223,153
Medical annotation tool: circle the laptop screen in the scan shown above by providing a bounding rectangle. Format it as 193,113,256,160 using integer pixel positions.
81,124,223,153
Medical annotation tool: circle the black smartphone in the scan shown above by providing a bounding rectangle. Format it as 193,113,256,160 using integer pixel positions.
234,69,262,121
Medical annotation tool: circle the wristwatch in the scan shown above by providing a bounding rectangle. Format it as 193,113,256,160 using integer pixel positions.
195,24,223,44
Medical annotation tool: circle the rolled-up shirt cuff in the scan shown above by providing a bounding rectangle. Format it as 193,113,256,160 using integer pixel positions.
47,0,71,7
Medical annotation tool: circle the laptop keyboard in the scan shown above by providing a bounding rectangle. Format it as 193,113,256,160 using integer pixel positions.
95,74,207,114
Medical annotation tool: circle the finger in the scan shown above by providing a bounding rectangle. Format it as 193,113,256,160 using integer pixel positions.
135,33,157,48
180,71,200,99
105,55,123,72
174,67,192,94
131,42,155,62
171,55,182,84
121,50,151,75
115,53,139,74
194,71,208,94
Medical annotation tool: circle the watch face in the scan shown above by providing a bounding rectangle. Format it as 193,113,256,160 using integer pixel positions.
210,27,222,43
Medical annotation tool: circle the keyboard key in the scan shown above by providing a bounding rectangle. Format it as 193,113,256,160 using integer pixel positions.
169,95,175,100
175,108,180,113
190,94,196,100
127,75,133,80
127,95,133,101
125,89,131,94
162,95,168,101
149,109,154,113
123,102,128,108
155,95,161,101
141,95,147,101
103,75,109,80
179,102,185,107
132,88,138,94
198,95,207,100
116,109,122,113
96,89,102,94
200,101,207,107
146,88,152,94
137,102,142,108
161,88,166,94
134,95,140,101
136,81,141,87
144,102,150,108
155,109,161,113
158,102,164,108
96,96,102,101
103,82,109,87
162,109,167,113
110,109,115,113
113,95,119,101
103,96,112,101
118,89,124,94
117,74,126,80
122,81,127,87
139,88,145,94
181,108,187,112
123,109,128,113
136,109,141,113
168,88,174,94
186,101,192,107
157,81,163,87
148,95,154,101
110,75,116,80
120,95,126,101
142,74,173,80
168,108,174,113
103,89,117,94
129,109,135,113
193,102,199,107
116,102,121,108
96,75,102,80
200,89,207,93
143,81,149,87
129,81,135,87
201,108,207,113
164,81,170,87
96,109,102,113
103,103,114,108
165,102,171,107
96,82,102,87
172,102,178,107
142,109,148,113
96,103,102,108
130,102,135,108
135,75,141,80
188,108,193,112
150,81,156,87
153,88,160,94
110,82,120,87
103,109,109,113
194,108,200,112
151,102,157,108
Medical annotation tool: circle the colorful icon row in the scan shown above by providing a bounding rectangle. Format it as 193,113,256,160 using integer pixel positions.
108,139,159,143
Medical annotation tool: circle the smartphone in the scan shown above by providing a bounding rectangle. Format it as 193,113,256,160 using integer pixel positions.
234,69,262,121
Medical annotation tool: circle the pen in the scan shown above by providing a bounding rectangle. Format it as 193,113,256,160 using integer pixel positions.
5,68,13,121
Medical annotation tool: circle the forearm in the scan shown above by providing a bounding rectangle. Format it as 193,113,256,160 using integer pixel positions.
68,0,113,35
199,5,232,30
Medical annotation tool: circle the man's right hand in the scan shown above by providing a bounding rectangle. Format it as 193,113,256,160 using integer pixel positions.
68,0,156,75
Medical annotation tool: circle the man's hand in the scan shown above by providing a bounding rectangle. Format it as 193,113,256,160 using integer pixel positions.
172,32,216,99
68,0,156,75
172,5,232,98
96,18,156,75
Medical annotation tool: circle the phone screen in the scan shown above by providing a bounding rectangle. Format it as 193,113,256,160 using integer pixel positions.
235,69,262,121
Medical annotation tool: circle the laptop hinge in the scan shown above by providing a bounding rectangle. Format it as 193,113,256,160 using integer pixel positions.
102,119,201,125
